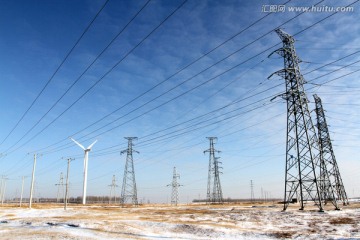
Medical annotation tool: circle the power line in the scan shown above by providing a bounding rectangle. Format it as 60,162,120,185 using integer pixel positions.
3,0,352,175
307,58,360,84
309,68,360,88
35,71,280,158
0,0,111,146
58,90,281,162
43,57,359,158
4,27,354,186
18,7,342,159
55,0,331,146
5,0,188,155
18,0,293,155
37,46,360,157
3,0,151,153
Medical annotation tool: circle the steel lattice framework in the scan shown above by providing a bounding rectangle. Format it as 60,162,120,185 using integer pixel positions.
55,172,64,203
314,94,349,206
269,29,334,211
108,175,118,204
167,167,181,206
204,137,223,204
120,137,139,206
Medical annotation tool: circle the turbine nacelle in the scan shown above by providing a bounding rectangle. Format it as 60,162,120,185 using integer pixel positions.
70,138,97,151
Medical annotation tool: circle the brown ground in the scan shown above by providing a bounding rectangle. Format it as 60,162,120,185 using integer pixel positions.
0,201,359,239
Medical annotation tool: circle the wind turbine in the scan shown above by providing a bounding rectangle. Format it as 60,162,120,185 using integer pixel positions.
70,138,97,205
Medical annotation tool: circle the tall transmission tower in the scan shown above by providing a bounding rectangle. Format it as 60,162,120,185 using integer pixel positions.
55,172,64,203
120,137,139,206
204,137,223,204
314,94,349,206
167,167,181,206
108,175,118,204
268,29,338,211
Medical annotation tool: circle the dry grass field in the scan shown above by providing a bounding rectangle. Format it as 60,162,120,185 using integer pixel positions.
0,202,359,239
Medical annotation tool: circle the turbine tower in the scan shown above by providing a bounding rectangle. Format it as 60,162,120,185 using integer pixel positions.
314,94,349,206
204,137,223,204
167,167,181,206
120,137,139,206
268,29,336,211
70,138,97,205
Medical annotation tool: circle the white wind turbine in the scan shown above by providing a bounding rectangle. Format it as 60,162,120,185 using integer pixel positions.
70,138,97,205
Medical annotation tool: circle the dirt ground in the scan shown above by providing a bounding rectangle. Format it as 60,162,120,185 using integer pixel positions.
0,202,359,239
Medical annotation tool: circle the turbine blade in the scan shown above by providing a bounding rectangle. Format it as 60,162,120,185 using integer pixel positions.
87,140,98,150
70,137,85,150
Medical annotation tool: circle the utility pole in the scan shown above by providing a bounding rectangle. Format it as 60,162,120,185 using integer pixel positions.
55,172,64,203
0,176,3,204
204,137,223,204
64,158,74,210
314,94,348,206
108,175,118,204
29,153,40,209
20,176,27,207
167,167,182,206
268,29,336,211
120,137,139,206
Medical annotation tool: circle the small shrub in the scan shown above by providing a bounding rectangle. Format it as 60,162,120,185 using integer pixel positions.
271,231,295,239
329,217,355,225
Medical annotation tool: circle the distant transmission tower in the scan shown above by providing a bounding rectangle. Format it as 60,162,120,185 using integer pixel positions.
120,137,139,206
269,29,337,211
314,94,349,206
204,137,223,204
108,175,118,204
250,180,254,202
167,167,182,206
55,172,64,203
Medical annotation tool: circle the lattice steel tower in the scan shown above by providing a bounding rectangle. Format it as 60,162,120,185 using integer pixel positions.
204,137,223,204
108,175,118,204
167,167,181,206
120,137,139,206
314,94,349,206
55,172,64,203
269,29,332,211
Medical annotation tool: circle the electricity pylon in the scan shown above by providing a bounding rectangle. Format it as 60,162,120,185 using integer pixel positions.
314,94,349,206
120,137,139,206
108,175,118,204
268,29,336,211
55,172,64,203
204,137,223,204
250,180,254,202
167,167,182,206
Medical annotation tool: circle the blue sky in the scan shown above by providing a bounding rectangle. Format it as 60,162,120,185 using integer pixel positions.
0,0,359,203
